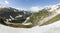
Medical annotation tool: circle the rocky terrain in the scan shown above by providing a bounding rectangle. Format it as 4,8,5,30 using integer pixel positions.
0,3,60,28
0,7,32,28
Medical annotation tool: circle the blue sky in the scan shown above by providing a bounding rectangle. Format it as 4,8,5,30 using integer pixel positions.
0,0,60,10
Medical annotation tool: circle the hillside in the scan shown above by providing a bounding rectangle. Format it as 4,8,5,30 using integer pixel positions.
27,9,52,25
0,7,32,28
0,3,60,28
27,4,60,26
40,14,60,26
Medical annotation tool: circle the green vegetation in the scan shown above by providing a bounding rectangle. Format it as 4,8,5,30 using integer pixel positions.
7,24,34,28
3,14,60,28
40,14,60,26
3,9,52,28
0,7,60,28
27,9,52,25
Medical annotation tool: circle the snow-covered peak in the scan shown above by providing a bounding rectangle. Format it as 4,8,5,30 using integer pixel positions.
50,4,60,11
43,3,60,14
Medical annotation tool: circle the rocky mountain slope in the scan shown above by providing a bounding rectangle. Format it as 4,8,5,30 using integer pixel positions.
27,3,60,26
0,3,60,28
0,7,32,27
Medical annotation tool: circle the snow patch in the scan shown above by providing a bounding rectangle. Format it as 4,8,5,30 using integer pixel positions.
0,20,60,33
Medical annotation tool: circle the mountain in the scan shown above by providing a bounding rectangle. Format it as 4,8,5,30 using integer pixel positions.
0,7,32,26
0,3,60,28
27,4,60,26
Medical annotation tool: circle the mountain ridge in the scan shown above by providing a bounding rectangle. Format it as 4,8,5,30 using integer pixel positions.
0,3,60,28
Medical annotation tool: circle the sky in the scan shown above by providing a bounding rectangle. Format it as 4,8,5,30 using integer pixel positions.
0,0,60,11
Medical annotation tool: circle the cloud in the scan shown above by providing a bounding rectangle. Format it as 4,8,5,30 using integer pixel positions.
4,0,9,4
13,7,28,11
30,6,41,12
0,0,10,7
20,8,28,11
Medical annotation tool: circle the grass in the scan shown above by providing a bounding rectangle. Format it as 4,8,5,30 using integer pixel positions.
0,18,34,28
27,9,52,25
7,24,34,28
0,9,59,28
40,14,60,26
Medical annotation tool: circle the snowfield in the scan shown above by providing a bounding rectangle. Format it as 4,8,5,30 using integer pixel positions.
0,20,60,33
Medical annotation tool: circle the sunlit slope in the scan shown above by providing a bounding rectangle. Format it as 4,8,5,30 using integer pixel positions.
40,14,60,26
27,9,52,25
3,9,53,28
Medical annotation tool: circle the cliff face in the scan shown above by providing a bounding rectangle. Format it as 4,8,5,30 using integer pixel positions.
0,7,32,24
